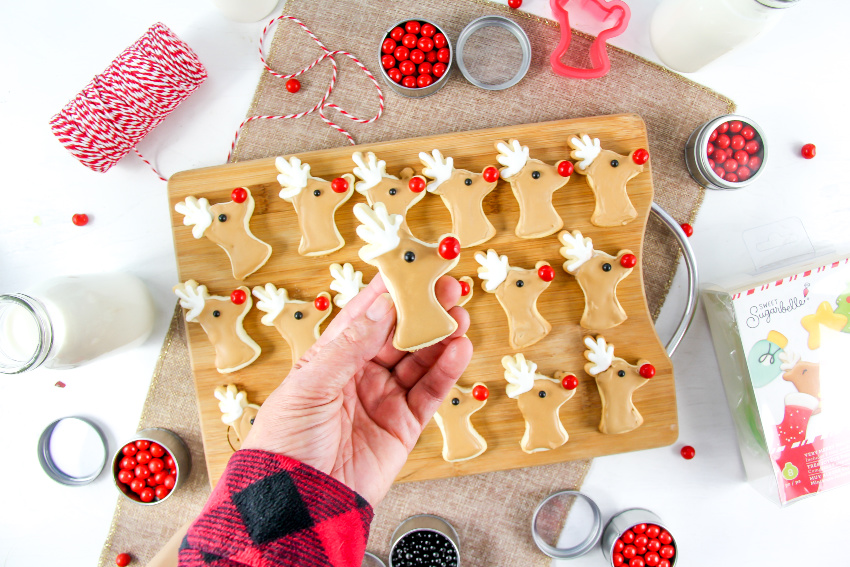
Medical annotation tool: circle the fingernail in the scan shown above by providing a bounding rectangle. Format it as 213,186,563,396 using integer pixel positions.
366,293,394,321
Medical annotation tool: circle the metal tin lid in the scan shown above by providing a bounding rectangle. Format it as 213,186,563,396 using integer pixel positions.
755,0,800,8
38,416,108,485
532,490,603,559
456,15,531,90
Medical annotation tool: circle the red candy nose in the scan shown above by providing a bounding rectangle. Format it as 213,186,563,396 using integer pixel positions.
314,295,330,311
562,374,578,390
460,280,471,296
408,176,426,193
538,264,555,282
482,166,499,183
472,384,489,401
331,177,349,193
231,187,248,203
639,364,656,378
632,148,649,165
620,253,637,268
438,236,460,259
557,160,574,177
230,289,247,305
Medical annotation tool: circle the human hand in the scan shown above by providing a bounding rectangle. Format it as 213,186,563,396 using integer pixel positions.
241,274,473,506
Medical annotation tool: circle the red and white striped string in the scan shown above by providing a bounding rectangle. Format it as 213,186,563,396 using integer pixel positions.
50,23,207,181
227,16,384,161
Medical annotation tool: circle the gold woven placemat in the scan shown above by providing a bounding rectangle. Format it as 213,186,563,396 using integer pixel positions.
100,0,733,564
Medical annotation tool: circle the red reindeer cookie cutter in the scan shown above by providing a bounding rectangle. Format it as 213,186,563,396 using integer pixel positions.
549,0,631,79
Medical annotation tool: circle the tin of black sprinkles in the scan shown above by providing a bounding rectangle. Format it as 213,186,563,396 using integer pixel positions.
391,529,458,567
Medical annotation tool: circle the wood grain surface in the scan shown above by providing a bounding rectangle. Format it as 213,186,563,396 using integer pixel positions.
167,114,677,487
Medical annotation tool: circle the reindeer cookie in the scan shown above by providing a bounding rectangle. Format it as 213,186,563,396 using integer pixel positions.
584,336,655,435
174,280,261,373
353,202,460,351
433,382,489,462
419,149,499,248
215,384,261,450
329,263,367,308
252,283,332,363
502,354,578,453
779,350,821,414
568,134,649,227
558,230,636,330
175,188,272,280
476,249,555,349
352,151,427,232
457,276,474,308
495,139,572,239
276,156,355,256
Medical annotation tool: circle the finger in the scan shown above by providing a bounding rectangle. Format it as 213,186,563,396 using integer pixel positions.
391,305,470,389
406,336,473,426
313,273,388,349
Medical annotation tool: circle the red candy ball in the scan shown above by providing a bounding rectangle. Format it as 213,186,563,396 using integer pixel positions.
801,143,816,159
134,465,150,480
658,531,673,545
723,158,738,172
118,470,134,484
165,455,175,469
744,140,760,154
314,295,330,311
388,68,403,83
680,222,693,237
729,120,743,133
399,60,416,76
426,50,438,63
508,0,523,7
659,560,670,567
331,177,349,193
714,166,726,180
417,74,433,88
472,385,489,401
613,553,625,567
620,253,637,268
382,54,396,69
136,451,152,465
135,440,150,450
736,166,752,181
130,478,146,493
639,364,656,378
740,125,755,140
418,62,433,76
681,445,696,459
119,457,136,470
402,33,418,49
432,62,447,78
231,187,248,203
730,134,745,150
438,236,461,260
393,45,409,61
715,134,730,149
713,148,728,163
632,148,649,165
645,552,661,567
405,21,421,35
726,173,739,183
706,142,715,156
709,130,717,143
285,78,301,93
558,160,574,177
634,534,649,547
538,264,555,282
734,150,749,164
437,48,451,63
409,48,425,64
409,177,426,193
390,27,405,42
418,37,434,52
163,475,176,490
420,23,437,37
71,213,89,226
614,540,625,553
122,444,138,457
382,38,396,54
632,524,647,534
230,289,246,305
647,539,661,552
402,76,417,88
562,374,578,390
623,545,637,559
116,553,132,567
630,558,645,567
645,525,661,539
622,530,635,544
139,487,155,503
154,471,168,485
659,545,675,559
155,485,171,500
483,166,499,182
433,33,447,49
460,280,471,296
708,158,715,169
748,155,762,171
148,458,165,474
718,121,729,134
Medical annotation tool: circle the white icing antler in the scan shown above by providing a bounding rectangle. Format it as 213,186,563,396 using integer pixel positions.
329,263,366,308
214,384,248,425
174,280,210,322
175,196,213,239
496,139,530,179
419,149,455,192
569,134,602,170
779,350,800,372
475,249,510,291
352,151,397,194
584,336,614,376
276,156,317,199
502,353,537,398
251,283,292,326
353,202,403,262
558,230,595,273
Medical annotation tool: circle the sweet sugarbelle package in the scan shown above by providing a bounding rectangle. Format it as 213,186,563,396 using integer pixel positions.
703,255,850,506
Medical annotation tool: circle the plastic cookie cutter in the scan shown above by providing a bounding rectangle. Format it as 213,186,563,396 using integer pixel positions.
549,0,631,79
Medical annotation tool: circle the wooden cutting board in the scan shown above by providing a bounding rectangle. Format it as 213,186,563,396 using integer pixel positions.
167,113,676,487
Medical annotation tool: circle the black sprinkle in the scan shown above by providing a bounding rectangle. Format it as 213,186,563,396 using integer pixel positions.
218,214,227,222
538,390,547,398
213,310,221,318
313,189,321,197
451,398,460,406
618,370,626,377
404,251,415,263
464,178,472,186
389,188,397,196
602,263,612,272
294,311,303,320
531,171,541,179
516,280,524,287
611,159,619,167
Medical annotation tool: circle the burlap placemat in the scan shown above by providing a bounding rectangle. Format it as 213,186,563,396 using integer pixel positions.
100,1,733,564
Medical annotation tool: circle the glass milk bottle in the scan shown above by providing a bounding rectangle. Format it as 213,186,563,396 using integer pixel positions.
0,274,155,373
650,0,799,73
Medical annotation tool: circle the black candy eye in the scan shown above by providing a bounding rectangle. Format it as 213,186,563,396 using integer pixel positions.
212,310,221,317
602,263,612,272
618,370,626,377
249,418,255,425
294,311,303,320
313,189,321,197
538,390,547,398
451,398,460,406
404,251,415,263
464,178,472,186
389,188,397,196
531,171,541,179
611,160,619,167
516,280,524,287
218,214,227,222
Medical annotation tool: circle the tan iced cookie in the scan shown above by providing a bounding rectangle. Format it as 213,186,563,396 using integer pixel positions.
354,202,460,351
476,249,554,349
252,283,332,363
503,354,578,453
495,139,572,239
214,384,261,449
584,336,655,435
329,262,367,308
175,188,272,280
559,230,635,330
352,151,427,232
779,350,821,414
457,276,474,307
569,134,648,227
276,156,355,256
433,382,489,462
419,149,499,248
801,301,847,349
174,280,260,373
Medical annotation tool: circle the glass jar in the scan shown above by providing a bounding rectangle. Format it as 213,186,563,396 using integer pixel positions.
0,273,155,373
650,0,799,73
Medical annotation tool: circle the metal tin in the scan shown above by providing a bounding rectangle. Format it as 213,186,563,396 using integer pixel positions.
379,20,452,98
601,508,678,566
362,552,386,567
456,15,531,90
389,514,460,567
38,416,108,486
112,427,192,505
531,490,602,559
685,114,767,190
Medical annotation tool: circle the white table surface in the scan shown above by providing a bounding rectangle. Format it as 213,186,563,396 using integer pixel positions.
1,0,848,565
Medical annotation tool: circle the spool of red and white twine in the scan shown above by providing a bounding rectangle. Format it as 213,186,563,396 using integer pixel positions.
50,23,207,181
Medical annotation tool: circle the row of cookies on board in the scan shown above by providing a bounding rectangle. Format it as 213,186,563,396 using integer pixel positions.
173,135,649,280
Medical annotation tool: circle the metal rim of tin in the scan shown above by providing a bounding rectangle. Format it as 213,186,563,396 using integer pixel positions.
456,15,531,91
378,19,453,98
531,490,602,559
362,552,386,567
38,416,108,486
389,514,460,567
601,508,678,566
685,113,768,191
112,427,192,505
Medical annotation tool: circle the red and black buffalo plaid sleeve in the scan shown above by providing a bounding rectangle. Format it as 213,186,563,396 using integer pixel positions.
179,449,373,567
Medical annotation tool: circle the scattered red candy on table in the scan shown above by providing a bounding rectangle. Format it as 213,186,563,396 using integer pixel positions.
508,0,523,7
801,143,816,159
285,78,301,93
680,223,693,237
71,213,89,226
115,553,132,566
680,445,696,459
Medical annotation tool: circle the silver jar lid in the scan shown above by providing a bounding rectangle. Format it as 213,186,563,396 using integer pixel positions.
532,490,603,559
38,416,108,485
456,15,531,90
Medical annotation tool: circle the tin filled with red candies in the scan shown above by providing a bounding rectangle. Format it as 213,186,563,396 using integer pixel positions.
379,19,452,98
389,514,460,567
685,114,767,190
602,508,678,567
112,428,191,505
